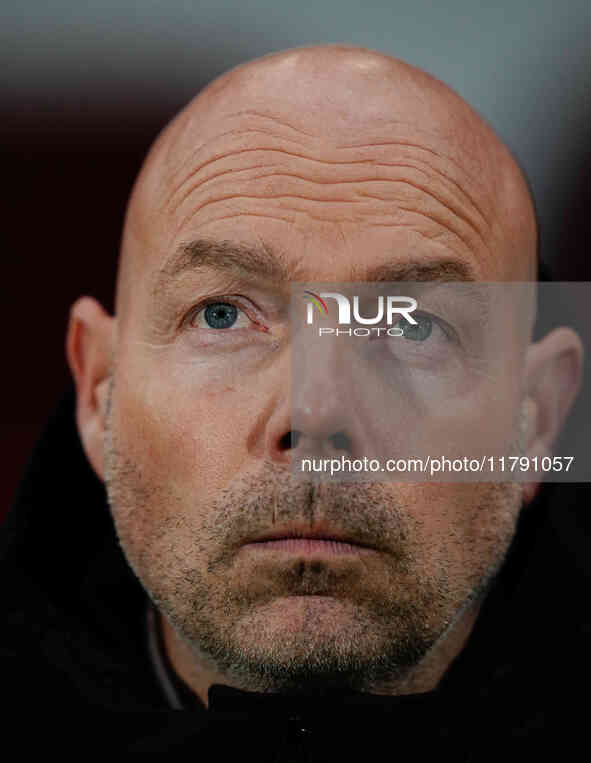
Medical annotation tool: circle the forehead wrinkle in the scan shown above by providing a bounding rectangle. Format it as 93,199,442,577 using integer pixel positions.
355,168,490,251
166,145,493,255
229,109,316,139
169,125,310,176
162,115,315,203
159,116,497,250
336,135,489,196
331,136,509,246
164,113,494,210
171,145,491,222
169,173,490,263
172,188,485,260
354,146,493,234
387,204,483,257
167,146,374,216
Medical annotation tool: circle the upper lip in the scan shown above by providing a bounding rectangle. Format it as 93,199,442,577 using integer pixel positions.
245,523,377,550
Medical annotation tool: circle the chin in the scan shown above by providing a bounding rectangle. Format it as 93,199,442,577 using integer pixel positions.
213,595,433,691
240,594,371,637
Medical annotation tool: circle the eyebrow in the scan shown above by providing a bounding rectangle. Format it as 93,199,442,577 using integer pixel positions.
151,237,478,298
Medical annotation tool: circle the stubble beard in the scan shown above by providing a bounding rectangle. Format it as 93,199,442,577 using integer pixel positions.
103,382,523,694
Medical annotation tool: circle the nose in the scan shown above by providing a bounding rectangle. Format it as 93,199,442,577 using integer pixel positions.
264,335,371,467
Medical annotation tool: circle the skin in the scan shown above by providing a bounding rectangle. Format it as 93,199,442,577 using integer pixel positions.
66,45,583,707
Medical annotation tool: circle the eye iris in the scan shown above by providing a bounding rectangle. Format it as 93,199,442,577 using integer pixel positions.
203,302,238,329
398,315,432,341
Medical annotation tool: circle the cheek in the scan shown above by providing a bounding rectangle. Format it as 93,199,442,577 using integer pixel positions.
386,482,520,575
113,361,259,499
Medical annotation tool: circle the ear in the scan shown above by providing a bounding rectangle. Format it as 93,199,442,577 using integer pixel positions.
65,296,116,481
521,327,584,504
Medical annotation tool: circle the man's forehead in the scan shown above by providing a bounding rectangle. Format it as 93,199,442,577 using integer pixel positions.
116,46,537,315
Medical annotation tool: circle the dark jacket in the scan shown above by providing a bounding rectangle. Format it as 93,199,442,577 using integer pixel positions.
1,385,589,758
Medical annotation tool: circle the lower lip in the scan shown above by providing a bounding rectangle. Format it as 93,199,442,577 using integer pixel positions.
243,538,372,555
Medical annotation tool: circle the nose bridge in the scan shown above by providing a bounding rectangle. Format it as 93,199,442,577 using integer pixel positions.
291,331,352,441
264,325,366,466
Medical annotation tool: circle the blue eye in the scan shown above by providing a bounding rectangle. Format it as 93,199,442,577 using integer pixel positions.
188,300,255,331
396,314,433,341
203,302,238,329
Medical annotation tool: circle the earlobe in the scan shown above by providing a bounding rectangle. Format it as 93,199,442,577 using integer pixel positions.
522,327,583,500
65,296,116,481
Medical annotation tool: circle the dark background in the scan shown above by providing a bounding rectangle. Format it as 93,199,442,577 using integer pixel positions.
3,1,591,520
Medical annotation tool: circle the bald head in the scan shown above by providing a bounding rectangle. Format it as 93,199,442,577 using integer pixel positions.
68,45,587,707
115,45,537,320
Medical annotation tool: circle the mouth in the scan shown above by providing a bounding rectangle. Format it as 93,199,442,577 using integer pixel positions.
241,523,379,556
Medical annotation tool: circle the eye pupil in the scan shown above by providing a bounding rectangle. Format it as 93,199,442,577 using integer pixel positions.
204,302,238,329
398,315,432,341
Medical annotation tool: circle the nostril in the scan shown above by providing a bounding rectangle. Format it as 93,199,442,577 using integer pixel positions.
279,430,301,450
329,431,351,451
